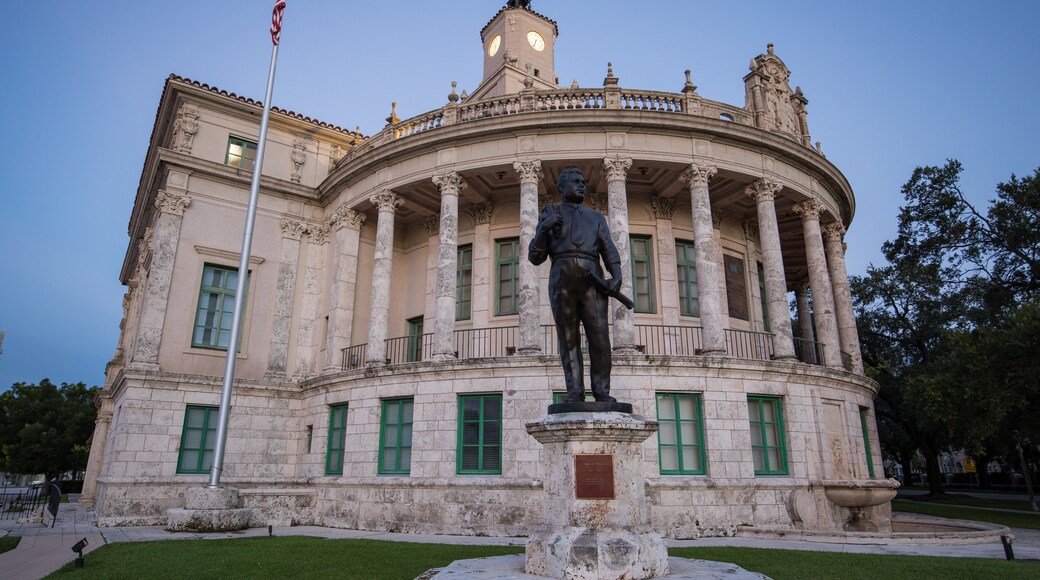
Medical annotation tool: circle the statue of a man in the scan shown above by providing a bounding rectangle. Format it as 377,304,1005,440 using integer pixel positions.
529,167,631,403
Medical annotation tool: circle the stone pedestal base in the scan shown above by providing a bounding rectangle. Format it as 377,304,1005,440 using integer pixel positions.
526,527,668,580
166,486,252,532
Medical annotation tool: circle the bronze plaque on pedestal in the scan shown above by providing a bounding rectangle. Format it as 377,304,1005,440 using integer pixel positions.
574,454,614,499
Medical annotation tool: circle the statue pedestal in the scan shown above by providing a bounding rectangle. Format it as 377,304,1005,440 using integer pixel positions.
525,412,668,580
166,486,252,532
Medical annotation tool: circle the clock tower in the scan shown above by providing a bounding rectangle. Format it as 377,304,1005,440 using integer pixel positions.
471,2,558,100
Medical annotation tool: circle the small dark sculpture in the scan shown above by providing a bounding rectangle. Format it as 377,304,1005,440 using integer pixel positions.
506,0,532,8
530,168,633,403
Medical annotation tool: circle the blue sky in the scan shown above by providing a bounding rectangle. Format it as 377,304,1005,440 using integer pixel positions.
1,1,1037,389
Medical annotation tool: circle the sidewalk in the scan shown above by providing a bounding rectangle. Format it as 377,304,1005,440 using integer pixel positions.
1,501,1036,580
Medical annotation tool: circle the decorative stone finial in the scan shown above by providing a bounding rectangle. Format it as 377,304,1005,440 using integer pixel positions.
460,89,468,101
603,62,618,87
767,43,775,55
682,69,697,93
385,101,400,126
570,79,579,89
448,81,459,103
524,63,534,89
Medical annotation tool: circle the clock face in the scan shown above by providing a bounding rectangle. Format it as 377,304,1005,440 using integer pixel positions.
527,30,545,51
488,35,501,57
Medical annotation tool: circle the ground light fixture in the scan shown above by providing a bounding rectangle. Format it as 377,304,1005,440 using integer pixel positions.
71,538,88,568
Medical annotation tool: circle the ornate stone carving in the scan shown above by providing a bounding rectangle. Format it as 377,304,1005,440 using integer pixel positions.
155,191,190,216
291,140,306,183
281,219,308,240
171,104,200,154
745,177,783,203
370,190,403,213
711,210,727,230
650,196,676,220
793,198,824,222
329,144,342,176
309,223,330,245
539,193,554,211
423,213,441,236
328,204,365,230
821,221,847,242
680,164,717,187
602,155,633,182
467,202,494,225
585,192,608,214
432,171,468,196
743,219,759,241
513,160,543,184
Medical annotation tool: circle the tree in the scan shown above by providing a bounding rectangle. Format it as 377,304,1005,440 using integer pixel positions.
0,379,98,481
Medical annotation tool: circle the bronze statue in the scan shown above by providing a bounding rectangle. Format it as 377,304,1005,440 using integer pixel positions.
506,0,532,9
529,168,633,404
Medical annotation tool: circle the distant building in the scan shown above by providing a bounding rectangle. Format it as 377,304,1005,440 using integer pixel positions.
82,3,888,536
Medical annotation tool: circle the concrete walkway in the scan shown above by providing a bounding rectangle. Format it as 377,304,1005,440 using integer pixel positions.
1,501,1036,580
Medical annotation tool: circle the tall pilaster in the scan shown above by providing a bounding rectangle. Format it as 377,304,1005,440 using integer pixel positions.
78,398,114,509
265,219,307,378
467,202,494,330
422,214,440,343
745,178,796,360
295,224,328,378
514,160,543,354
822,221,863,374
603,156,636,352
365,190,404,366
794,199,843,369
432,171,467,359
680,163,725,353
651,197,680,325
324,204,365,371
794,281,815,343
129,185,191,370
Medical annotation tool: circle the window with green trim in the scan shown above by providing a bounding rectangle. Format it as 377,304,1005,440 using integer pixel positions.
193,265,245,350
629,235,656,313
176,405,217,474
758,262,770,332
457,244,473,321
747,396,788,475
379,398,414,475
676,240,699,317
656,393,707,475
226,136,257,170
552,392,595,404
325,403,348,475
406,316,424,363
457,394,502,474
860,407,876,477
496,239,520,316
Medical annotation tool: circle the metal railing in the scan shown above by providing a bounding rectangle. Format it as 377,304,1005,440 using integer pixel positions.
0,483,45,521
793,337,825,366
725,328,774,361
635,325,702,356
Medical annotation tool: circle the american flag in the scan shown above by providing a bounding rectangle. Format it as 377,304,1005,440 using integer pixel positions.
270,1,286,45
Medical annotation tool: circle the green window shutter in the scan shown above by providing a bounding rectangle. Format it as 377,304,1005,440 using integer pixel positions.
176,405,218,474
192,264,248,350
629,236,656,313
456,244,473,321
325,403,348,475
655,393,707,475
860,407,876,477
495,239,520,316
747,396,788,475
225,136,258,170
457,394,502,474
758,262,770,332
379,398,414,475
676,240,699,317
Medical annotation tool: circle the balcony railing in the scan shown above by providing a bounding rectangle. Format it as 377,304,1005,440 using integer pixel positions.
341,324,834,371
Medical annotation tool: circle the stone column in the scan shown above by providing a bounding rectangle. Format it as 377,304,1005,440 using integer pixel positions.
422,214,440,343
467,203,494,329
603,156,637,353
823,221,864,374
265,219,307,378
680,163,725,353
365,190,404,366
324,205,365,371
651,197,680,326
514,160,543,354
794,282,815,353
78,399,114,509
794,199,843,369
746,178,796,360
432,171,467,360
294,224,328,379
712,211,730,319
129,187,191,370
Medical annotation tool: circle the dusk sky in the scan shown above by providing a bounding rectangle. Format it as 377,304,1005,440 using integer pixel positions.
1,1,1037,389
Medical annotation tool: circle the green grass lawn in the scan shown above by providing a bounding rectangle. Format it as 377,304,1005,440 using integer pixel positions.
0,535,20,555
905,496,1039,512
893,499,1040,530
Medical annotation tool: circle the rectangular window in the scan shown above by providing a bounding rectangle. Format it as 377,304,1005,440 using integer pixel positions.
747,396,788,475
193,265,244,350
724,254,749,321
225,136,258,170
325,403,348,475
306,425,313,453
552,391,595,404
676,240,699,317
406,316,424,363
379,398,414,475
656,393,707,475
496,239,520,316
457,394,502,474
860,407,876,477
757,262,770,331
176,405,218,474
630,236,656,313
457,244,473,321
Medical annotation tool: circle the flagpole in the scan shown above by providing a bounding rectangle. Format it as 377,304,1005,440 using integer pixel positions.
209,3,285,488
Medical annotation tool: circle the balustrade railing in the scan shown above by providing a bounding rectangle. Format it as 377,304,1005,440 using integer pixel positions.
725,328,774,361
634,325,702,356
793,337,825,366
620,90,684,112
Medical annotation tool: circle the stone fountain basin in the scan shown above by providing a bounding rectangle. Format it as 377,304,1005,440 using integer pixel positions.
823,478,899,508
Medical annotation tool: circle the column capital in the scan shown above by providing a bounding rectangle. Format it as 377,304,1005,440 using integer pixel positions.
328,204,366,230
793,198,824,222
680,163,717,187
821,220,847,243
155,190,191,216
585,192,608,215
744,177,783,203
432,171,468,196
513,159,543,184
650,196,676,220
467,202,494,225
795,280,812,293
423,213,441,236
281,219,308,241
309,223,330,245
711,210,727,229
602,155,633,182
370,190,404,213
742,219,759,241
